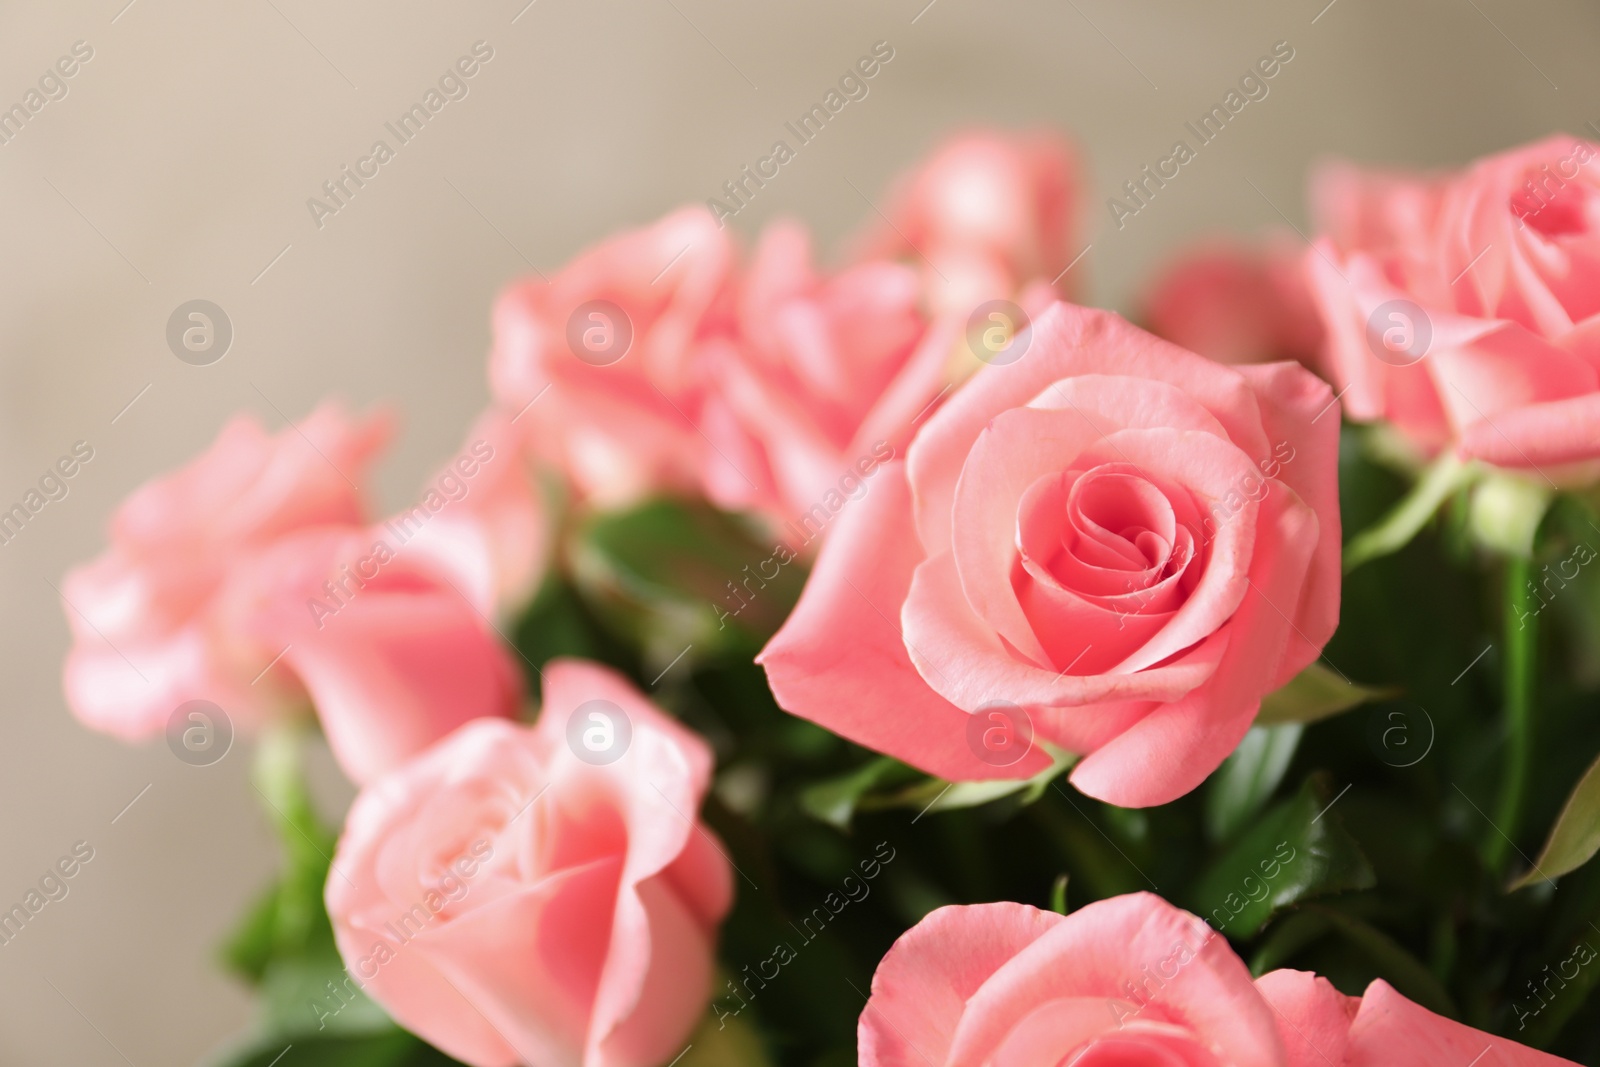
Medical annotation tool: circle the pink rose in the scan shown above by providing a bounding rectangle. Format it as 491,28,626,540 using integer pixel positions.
490,207,741,507
1258,969,1573,1066
759,303,1340,807
853,129,1083,315
60,403,389,740
1308,134,1600,472
860,894,1283,1066
699,219,957,525
326,659,733,1067
399,409,549,617
227,524,522,785
60,402,526,785
860,895,1573,1067
1142,234,1323,366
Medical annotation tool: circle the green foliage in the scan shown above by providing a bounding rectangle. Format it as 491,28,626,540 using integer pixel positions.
1191,774,1376,938
214,437,1600,1066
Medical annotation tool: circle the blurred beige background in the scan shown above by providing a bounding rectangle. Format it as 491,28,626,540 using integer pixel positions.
0,0,1595,1061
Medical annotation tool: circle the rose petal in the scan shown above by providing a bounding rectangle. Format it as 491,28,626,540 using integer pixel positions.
758,463,1052,782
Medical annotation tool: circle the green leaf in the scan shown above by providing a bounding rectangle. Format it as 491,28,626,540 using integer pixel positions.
511,570,638,684
1344,450,1477,573
221,881,293,984
871,750,1078,820
1511,747,1600,890
571,498,808,662
1189,774,1375,939
1256,662,1391,726
263,958,390,1038
799,751,1076,829
798,758,921,830
1247,909,1334,976
1205,724,1304,841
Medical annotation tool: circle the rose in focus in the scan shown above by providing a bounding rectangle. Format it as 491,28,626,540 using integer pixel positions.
859,894,1574,1067
760,303,1340,807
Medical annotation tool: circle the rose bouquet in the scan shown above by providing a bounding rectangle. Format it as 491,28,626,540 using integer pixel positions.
60,130,1600,1065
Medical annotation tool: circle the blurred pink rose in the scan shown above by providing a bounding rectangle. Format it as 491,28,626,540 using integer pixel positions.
1142,234,1323,365
60,402,390,741
700,219,958,526
1308,134,1600,473
490,206,741,507
60,402,530,785
327,659,733,1067
1258,969,1573,1066
228,524,522,785
860,895,1573,1067
853,129,1083,315
400,408,549,616
760,303,1340,807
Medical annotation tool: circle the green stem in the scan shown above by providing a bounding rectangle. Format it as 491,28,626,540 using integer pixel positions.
251,721,332,947
1488,556,1538,873
1344,451,1477,574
